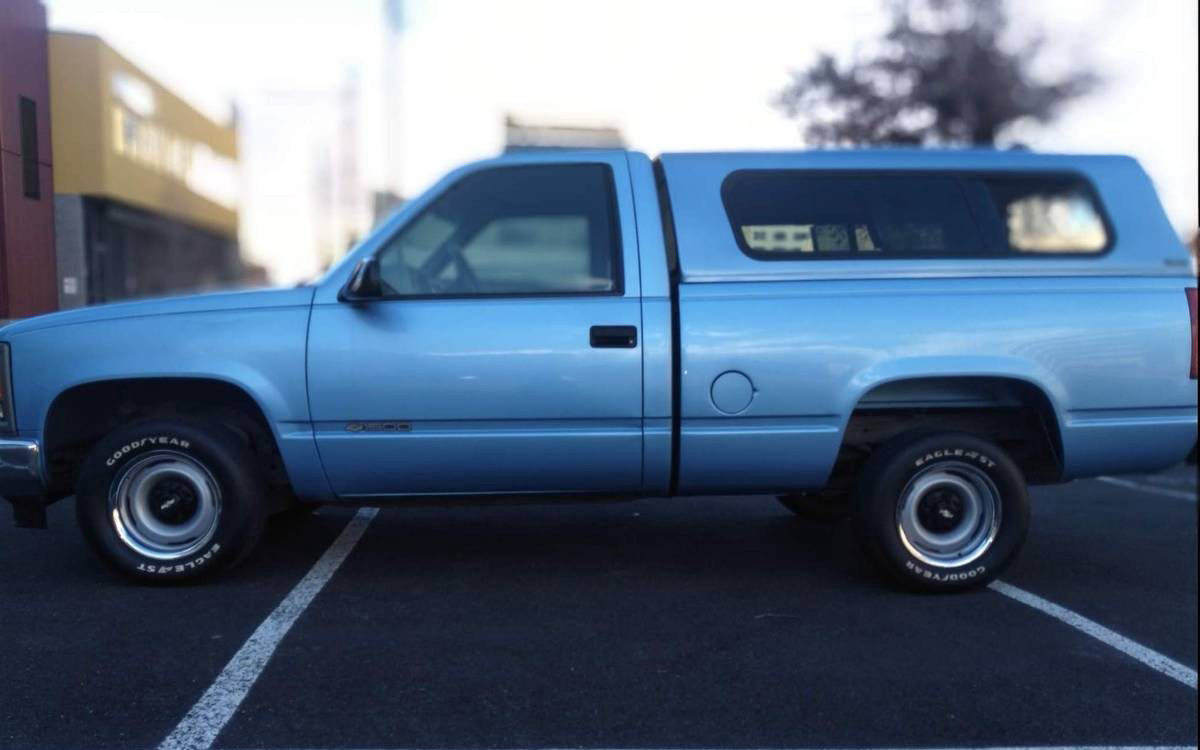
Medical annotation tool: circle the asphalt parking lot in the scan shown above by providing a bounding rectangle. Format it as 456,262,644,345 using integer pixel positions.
1,466,1195,750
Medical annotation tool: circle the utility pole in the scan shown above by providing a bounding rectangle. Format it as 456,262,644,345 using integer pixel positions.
382,0,405,197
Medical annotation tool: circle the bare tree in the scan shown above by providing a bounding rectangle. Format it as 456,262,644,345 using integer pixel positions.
776,0,1100,147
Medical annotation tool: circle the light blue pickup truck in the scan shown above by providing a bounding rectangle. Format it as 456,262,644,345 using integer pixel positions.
1,150,1196,590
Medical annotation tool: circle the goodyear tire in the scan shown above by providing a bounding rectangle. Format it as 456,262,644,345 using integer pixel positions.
776,491,850,522
852,430,1029,592
76,418,267,583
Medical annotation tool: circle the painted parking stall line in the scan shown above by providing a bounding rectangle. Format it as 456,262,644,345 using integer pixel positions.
159,507,379,750
989,580,1197,690
1097,476,1197,502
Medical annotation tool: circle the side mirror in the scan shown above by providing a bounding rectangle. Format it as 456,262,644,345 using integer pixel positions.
339,258,383,303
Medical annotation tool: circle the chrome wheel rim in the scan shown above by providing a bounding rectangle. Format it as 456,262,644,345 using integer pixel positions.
108,450,221,561
896,461,1001,568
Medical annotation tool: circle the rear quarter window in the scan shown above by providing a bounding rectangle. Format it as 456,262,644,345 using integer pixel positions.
721,170,1111,260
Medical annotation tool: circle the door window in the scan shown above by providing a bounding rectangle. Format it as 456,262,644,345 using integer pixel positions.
377,164,621,296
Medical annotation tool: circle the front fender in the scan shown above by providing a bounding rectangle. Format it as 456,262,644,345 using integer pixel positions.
10,306,311,436
4,294,334,503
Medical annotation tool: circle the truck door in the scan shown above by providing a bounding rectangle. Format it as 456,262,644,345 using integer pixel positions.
306,159,644,498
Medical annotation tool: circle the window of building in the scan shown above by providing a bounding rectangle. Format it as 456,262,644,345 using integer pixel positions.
721,170,1110,260
19,97,40,200
376,164,621,296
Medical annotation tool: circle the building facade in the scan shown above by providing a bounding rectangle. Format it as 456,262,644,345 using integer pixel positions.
49,32,241,308
0,0,56,320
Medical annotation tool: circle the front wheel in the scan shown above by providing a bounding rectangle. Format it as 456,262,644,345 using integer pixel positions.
852,430,1030,592
76,418,268,583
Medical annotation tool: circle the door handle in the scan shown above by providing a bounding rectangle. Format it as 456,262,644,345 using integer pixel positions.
590,325,638,348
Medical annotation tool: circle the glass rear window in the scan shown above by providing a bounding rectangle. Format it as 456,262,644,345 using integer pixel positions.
721,170,1110,260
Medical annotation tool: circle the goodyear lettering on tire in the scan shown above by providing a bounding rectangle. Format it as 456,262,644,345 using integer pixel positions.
106,436,191,467
905,559,987,582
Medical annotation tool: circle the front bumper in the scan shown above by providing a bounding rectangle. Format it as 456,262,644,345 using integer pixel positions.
0,437,47,527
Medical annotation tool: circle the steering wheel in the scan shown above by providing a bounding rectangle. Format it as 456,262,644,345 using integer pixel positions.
453,256,481,293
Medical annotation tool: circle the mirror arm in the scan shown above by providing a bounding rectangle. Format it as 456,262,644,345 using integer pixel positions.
338,258,382,303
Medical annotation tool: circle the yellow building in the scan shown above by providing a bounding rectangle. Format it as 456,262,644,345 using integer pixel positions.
48,32,241,307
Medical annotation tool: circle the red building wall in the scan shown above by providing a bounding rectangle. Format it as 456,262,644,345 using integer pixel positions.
0,0,56,320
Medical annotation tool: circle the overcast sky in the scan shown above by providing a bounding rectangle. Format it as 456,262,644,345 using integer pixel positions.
45,0,1198,276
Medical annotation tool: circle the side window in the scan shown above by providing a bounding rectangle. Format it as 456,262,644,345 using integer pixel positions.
721,172,983,259
721,170,1112,260
376,164,621,296
978,175,1109,254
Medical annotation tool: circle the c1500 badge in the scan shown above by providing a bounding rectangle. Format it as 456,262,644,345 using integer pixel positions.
345,422,412,433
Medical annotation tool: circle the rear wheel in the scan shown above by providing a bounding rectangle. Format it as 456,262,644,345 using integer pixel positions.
852,430,1029,592
76,418,267,583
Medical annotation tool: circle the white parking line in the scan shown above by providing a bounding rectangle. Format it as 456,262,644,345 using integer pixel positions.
159,507,379,750
1096,476,1196,501
989,580,1197,690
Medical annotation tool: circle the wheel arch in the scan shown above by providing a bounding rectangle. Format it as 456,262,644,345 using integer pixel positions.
835,366,1066,485
41,376,290,502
